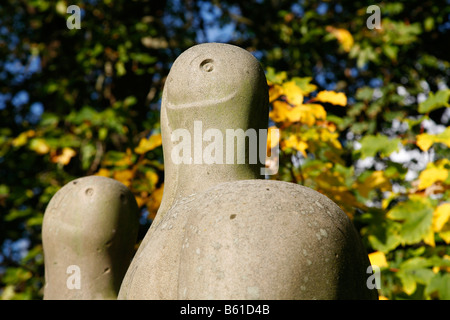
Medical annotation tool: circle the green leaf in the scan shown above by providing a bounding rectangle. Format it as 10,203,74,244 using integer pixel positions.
387,196,434,245
292,77,317,95
266,67,287,84
426,273,450,299
2,267,32,284
5,208,34,222
367,218,403,253
130,53,157,65
0,184,10,196
396,257,435,296
383,44,399,61
358,134,401,159
116,61,126,76
418,89,450,114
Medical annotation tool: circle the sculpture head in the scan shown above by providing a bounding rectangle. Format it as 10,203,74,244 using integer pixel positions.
42,176,139,299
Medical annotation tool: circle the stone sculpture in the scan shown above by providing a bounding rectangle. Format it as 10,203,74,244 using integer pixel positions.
42,176,139,299
43,42,378,300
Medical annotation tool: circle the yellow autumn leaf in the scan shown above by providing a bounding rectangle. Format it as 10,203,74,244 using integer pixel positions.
418,167,448,190
368,251,388,268
29,138,50,155
96,168,111,177
267,126,279,150
288,105,311,124
416,127,450,151
326,26,354,52
269,84,283,103
282,81,303,105
379,296,389,300
416,133,435,151
440,231,450,244
307,104,327,120
357,171,391,198
432,203,450,232
12,130,35,147
51,147,76,165
320,128,342,150
114,148,134,167
134,133,162,154
135,193,148,208
315,90,347,106
113,169,134,187
423,228,435,247
282,135,308,157
269,100,292,123
145,170,159,188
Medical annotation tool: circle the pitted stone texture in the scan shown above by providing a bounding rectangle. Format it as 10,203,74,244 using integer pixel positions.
120,43,269,295
118,194,195,299
42,176,139,299
158,42,269,223
178,180,376,300
119,180,377,300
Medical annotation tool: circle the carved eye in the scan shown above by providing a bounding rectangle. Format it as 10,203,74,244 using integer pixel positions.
200,59,214,72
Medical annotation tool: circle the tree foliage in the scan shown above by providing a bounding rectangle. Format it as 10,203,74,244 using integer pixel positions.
1,0,449,299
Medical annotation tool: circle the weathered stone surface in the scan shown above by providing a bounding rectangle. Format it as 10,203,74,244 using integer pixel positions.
118,43,377,300
42,176,139,299
119,42,269,298
119,180,376,299
158,42,269,223
178,180,376,300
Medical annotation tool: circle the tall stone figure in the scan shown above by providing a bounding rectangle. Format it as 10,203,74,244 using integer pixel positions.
118,43,378,300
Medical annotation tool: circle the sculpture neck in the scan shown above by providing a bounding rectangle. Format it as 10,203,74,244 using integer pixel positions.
156,98,267,222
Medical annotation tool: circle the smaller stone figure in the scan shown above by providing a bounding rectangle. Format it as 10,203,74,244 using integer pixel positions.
42,176,139,299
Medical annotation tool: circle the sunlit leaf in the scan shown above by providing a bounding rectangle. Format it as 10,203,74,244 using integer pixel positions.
416,127,450,151
315,90,347,106
12,130,35,147
134,134,162,154
50,147,76,165
358,134,401,159
282,134,308,157
326,26,354,52
418,89,450,114
282,81,303,105
418,159,450,190
269,84,283,103
418,167,448,190
292,77,317,95
368,251,388,268
426,273,450,300
96,168,111,177
113,169,134,187
269,100,291,123
387,196,434,245
29,138,50,155
433,203,450,232
145,170,159,189
357,171,392,198
396,257,435,296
